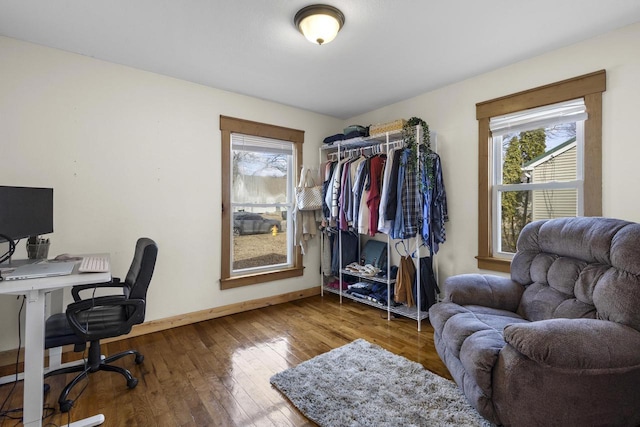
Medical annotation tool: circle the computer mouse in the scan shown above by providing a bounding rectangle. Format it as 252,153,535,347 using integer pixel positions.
54,253,73,261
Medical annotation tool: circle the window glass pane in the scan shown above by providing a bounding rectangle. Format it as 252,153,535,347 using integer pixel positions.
232,148,289,204
232,209,288,271
499,188,578,253
499,123,577,185
229,132,294,275
529,188,578,220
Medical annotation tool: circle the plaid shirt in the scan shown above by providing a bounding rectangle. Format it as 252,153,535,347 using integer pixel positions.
392,149,419,239
421,152,448,253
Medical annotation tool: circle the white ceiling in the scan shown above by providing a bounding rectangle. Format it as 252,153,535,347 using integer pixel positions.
1,1,640,119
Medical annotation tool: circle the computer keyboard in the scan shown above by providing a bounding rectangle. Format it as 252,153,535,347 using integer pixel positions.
78,256,110,273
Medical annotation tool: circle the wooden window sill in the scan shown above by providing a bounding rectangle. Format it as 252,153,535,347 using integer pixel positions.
220,266,304,290
476,256,511,273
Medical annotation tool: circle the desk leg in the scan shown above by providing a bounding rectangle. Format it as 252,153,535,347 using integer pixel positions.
23,290,45,427
20,288,105,427
47,289,65,369
0,290,67,389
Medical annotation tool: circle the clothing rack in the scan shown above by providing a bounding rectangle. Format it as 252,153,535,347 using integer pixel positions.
325,139,405,162
319,126,442,331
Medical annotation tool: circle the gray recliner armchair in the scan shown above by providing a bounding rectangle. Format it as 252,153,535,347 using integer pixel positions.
429,217,640,426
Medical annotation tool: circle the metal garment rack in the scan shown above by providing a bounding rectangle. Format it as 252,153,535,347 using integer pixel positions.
318,125,438,331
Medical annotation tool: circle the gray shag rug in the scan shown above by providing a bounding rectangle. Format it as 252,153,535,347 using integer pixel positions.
270,339,492,427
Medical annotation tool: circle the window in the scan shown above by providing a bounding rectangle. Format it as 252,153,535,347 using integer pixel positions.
491,99,586,256
219,116,304,289
476,71,606,272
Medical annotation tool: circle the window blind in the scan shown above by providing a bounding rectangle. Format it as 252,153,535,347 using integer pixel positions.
231,133,293,155
490,98,587,137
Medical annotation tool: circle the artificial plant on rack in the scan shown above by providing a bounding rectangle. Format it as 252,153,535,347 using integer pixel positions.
402,117,434,186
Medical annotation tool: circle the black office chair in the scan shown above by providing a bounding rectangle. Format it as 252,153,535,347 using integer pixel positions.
44,238,158,412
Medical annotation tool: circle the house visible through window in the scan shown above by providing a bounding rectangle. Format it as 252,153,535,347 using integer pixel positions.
219,116,304,289
490,99,586,256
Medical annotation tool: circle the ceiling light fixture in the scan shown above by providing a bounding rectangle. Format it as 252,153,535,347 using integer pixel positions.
294,4,345,46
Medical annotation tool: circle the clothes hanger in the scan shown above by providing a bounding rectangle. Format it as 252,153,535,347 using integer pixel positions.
394,240,410,257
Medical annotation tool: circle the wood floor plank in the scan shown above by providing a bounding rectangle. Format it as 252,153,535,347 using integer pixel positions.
0,294,451,426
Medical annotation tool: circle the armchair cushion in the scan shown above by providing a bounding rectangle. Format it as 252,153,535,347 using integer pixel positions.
444,274,524,312
504,318,640,369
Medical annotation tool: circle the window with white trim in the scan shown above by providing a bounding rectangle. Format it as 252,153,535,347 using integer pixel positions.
490,99,586,256
230,134,295,271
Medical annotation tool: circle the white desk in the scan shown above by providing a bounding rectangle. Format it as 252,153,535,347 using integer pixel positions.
0,257,110,427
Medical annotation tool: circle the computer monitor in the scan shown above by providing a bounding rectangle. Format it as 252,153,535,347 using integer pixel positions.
0,186,54,243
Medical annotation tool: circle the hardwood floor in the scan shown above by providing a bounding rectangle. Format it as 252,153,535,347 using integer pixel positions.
0,294,450,426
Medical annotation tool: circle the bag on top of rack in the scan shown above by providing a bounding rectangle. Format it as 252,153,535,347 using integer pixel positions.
295,168,323,211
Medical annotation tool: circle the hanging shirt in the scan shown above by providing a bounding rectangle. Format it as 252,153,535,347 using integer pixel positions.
384,148,403,223
366,154,386,236
324,161,338,219
378,148,398,234
330,158,349,220
392,149,419,239
339,159,352,230
352,158,368,229
357,182,370,235
347,157,366,224
422,152,448,254
322,161,336,220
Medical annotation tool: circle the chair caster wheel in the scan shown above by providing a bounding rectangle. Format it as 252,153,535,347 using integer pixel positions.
127,377,138,389
60,400,73,413
135,354,144,364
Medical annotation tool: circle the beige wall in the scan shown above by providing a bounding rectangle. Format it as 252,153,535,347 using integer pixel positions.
344,22,640,281
0,36,340,351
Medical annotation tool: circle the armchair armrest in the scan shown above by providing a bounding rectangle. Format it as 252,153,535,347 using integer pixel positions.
65,295,145,341
71,277,124,301
504,318,640,369
444,274,524,312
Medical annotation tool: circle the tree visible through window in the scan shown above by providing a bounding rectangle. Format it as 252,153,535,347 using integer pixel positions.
501,129,546,251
